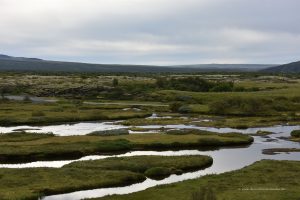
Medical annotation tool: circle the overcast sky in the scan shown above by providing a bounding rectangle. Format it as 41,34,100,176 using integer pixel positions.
1,0,300,65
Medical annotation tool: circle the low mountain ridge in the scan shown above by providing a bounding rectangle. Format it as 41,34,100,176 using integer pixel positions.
0,54,43,62
0,54,273,73
261,61,300,73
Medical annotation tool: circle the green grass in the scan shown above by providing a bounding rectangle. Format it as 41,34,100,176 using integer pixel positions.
155,79,300,103
0,101,151,126
1,74,300,128
0,132,253,163
0,155,212,200
291,130,300,138
97,160,300,200
0,132,54,142
0,168,143,200
150,78,300,118
67,155,213,180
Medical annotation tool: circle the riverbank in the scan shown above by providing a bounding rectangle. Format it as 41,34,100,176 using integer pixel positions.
97,160,300,200
0,155,212,200
0,99,299,129
262,148,300,155
0,132,252,163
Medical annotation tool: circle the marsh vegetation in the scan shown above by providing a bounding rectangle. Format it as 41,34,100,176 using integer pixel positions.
0,72,299,200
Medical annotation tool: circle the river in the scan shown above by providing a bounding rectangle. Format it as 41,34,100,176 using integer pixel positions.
0,123,299,200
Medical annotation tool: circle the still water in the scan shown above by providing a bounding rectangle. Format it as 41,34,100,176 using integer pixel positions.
41,131,300,200
0,124,299,200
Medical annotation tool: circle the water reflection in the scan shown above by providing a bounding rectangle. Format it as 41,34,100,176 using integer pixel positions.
41,133,300,200
0,122,126,136
0,123,299,200
0,121,299,136
137,124,300,135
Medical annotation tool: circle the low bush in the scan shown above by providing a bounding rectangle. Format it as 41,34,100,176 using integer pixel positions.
156,77,234,92
169,102,184,112
209,97,272,116
145,167,172,180
291,130,300,138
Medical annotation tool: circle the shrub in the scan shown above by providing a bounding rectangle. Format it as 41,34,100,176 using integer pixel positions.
209,82,234,92
169,102,184,112
209,97,272,116
112,78,119,87
291,130,300,138
156,77,234,92
144,167,171,180
178,105,192,113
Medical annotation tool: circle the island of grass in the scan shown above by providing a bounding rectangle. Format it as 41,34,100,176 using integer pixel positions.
0,131,253,163
0,100,152,126
250,130,273,136
0,155,212,200
290,130,300,142
121,114,300,130
262,148,300,155
291,130,300,138
97,160,300,200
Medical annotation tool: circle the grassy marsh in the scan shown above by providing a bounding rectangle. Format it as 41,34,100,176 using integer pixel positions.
0,155,212,200
0,132,252,163
97,160,300,200
0,101,151,126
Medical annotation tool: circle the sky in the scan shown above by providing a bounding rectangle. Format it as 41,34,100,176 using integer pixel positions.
0,0,300,65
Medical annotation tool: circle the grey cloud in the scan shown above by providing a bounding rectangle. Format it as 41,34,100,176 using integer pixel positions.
0,0,299,64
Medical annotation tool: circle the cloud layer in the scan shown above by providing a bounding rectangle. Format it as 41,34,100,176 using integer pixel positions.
1,0,300,64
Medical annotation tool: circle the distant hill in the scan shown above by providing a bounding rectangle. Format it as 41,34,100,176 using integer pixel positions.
262,61,300,73
0,54,43,62
0,54,273,73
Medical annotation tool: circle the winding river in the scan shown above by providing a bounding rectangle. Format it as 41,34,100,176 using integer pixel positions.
0,119,299,136
0,122,299,200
